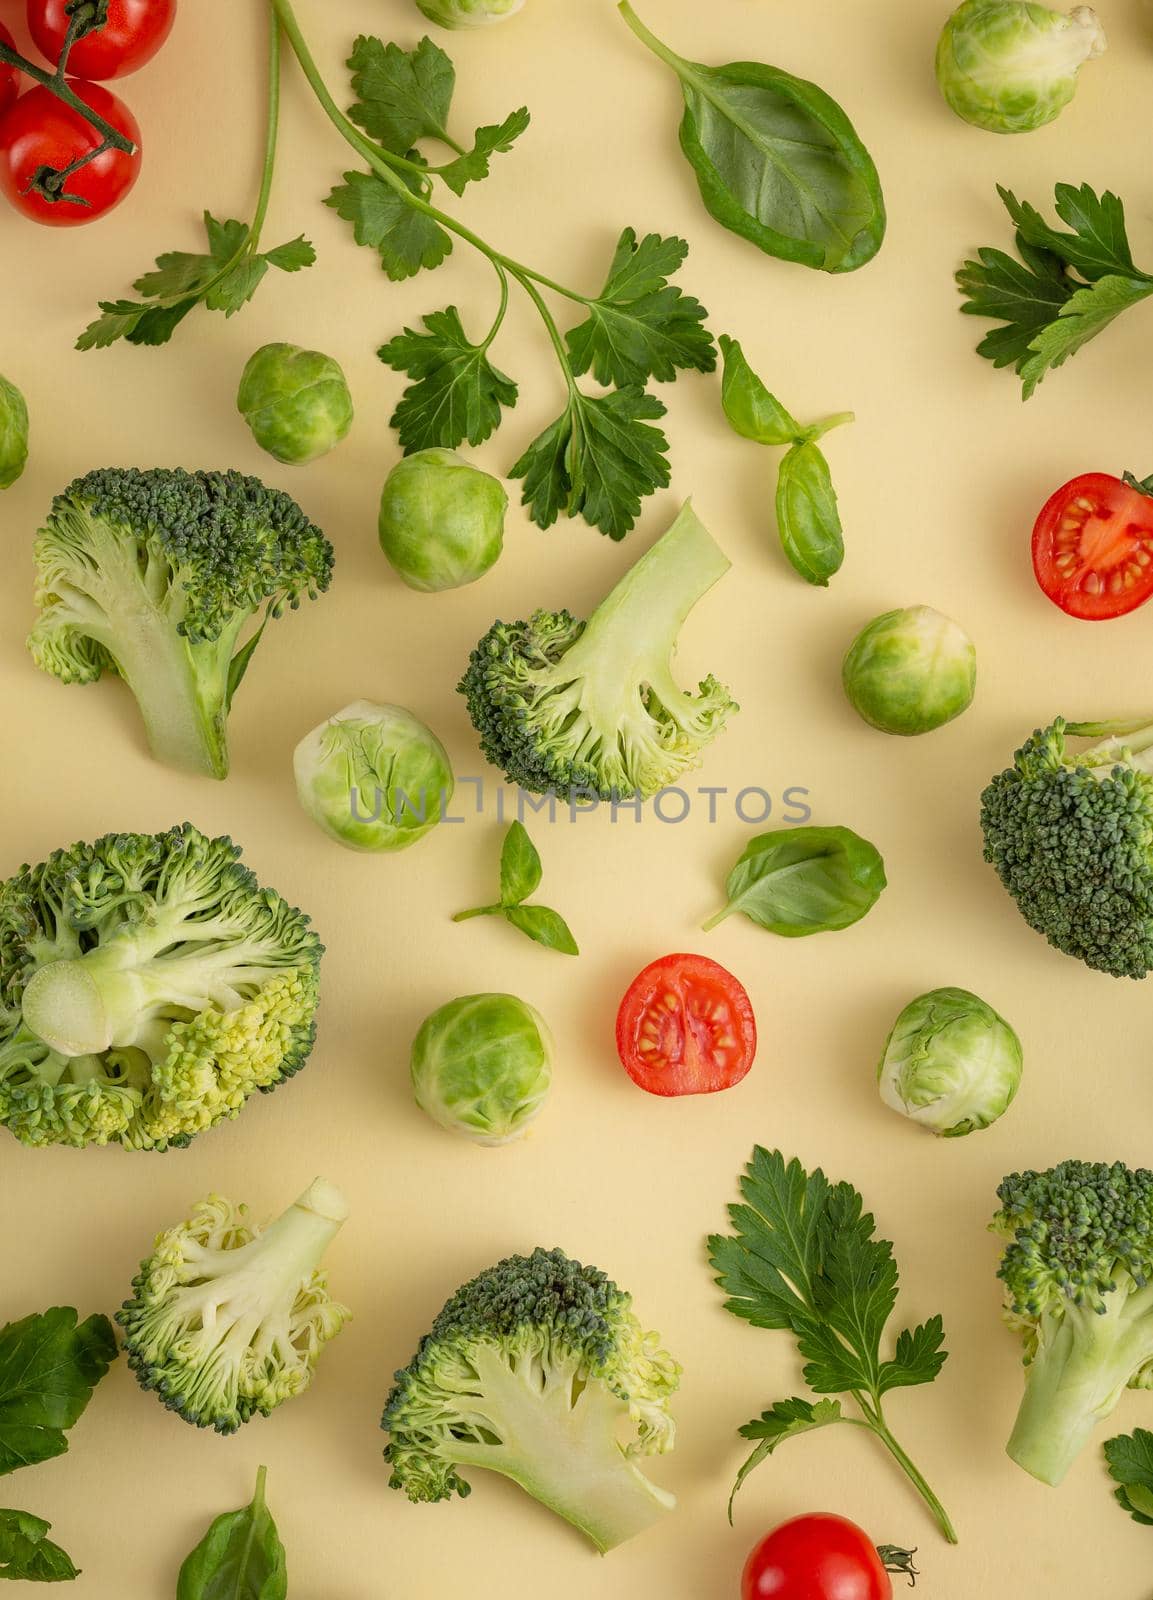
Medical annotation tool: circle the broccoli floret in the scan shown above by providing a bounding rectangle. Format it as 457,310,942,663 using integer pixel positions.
980,717,1153,977
0,824,322,1151
118,1178,350,1433
29,467,334,780
381,1246,680,1553
458,501,736,801
994,1159,1153,1486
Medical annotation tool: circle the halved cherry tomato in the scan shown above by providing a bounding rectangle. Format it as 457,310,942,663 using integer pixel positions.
742,1515,912,1600
0,78,140,224
27,0,175,79
615,952,756,1096
0,23,21,118
1032,471,1153,620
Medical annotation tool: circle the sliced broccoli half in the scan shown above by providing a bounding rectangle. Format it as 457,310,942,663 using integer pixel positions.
381,1246,680,1553
980,716,1153,977
0,824,322,1151
29,467,335,780
994,1159,1153,1486
119,1178,350,1433
458,500,736,800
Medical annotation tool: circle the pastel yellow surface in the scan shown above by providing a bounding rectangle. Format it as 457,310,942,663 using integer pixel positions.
1,0,1150,1594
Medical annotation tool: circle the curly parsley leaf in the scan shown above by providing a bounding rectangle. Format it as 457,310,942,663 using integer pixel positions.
439,108,531,197
566,228,716,388
0,1308,117,1477
379,306,518,451
326,172,452,281
77,212,315,350
0,1509,78,1582
729,1399,845,1521
348,35,456,152
1105,1428,1153,1525
511,385,669,539
957,182,1153,396
709,1148,955,1540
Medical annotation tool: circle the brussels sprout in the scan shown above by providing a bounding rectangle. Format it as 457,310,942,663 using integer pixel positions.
842,605,975,736
379,448,506,593
293,700,454,853
877,986,1023,1137
411,993,553,1145
0,373,28,490
936,2,1105,134
416,0,526,26
237,343,353,465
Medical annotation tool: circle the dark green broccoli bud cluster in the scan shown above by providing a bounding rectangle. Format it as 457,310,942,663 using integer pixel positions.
993,1158,1153,1486
382,1245,680,1552
0,823,322,1152
28,466,334,778
458,502,736,802
980,718,1153,978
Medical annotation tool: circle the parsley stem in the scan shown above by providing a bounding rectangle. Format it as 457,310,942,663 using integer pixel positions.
856,1394,958,1545
250,13,282,249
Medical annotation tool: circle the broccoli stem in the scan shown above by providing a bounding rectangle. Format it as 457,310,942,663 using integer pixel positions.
1006,1302,1148,1486
111,620,241,780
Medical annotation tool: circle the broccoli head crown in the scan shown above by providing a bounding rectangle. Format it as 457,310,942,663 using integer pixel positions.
382,1246,680,1505
118,1180,350,1433
980,718,1153,978
995,1160,1153,1321
0,824,322,1151
35,466,334,650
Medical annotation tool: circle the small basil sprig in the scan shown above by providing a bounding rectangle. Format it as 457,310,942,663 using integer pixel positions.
704,825,886,936
719,336,853,586
177,1467,286,1600
454,822,579,955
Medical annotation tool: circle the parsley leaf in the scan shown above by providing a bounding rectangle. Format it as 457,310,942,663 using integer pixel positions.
378,307,518,450
0,1307,117,1477
710,1148,955,1540
77,211,315,351
439,108,531,197
0,1509,78,1582
453,822,580,956
1105,1428,1153,1525
957,182,1153,396
326,172,452,281
567,228,716,387
511,385,670,540
347,35,456,152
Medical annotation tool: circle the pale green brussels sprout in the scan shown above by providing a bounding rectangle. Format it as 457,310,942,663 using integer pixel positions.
416,0,526,27
0,373,28,490
237,343,354,464
877,986,1023,1137
842,605,975,736
411,993,553,1145
293,700,454,853
379,448,506,593
936,1,1105,134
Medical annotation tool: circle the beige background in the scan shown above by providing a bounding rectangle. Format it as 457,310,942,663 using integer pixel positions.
2,0,1153,1593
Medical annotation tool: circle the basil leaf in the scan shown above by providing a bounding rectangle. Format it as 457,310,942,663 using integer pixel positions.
0,1309,117,1479
776,441,844,587
620,4,885,274
704,825,886,935
718,336,801,445
499,821,542,906
177,1468,286,1600
504,904,580,956
0,1508,79,1582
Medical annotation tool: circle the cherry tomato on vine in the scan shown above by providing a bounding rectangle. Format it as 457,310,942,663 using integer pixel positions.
742,1515,916,1600
0,78,140,223
27,0,175,79
0,23,21,117
1032,471,1153,621
615,952,756,1096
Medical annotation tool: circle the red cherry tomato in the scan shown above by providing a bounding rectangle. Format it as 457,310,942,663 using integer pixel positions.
1032,471,1153,620
0,23,21,117
27,0,175,78
742,1515,898,1600
0,78,140,224
615,952,756,1096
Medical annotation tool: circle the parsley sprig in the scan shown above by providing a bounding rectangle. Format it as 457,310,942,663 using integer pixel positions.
78,19,314,350
274,0,715,539
957,182,1153,398
710,1148,956,1543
